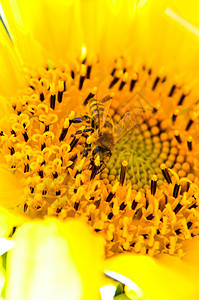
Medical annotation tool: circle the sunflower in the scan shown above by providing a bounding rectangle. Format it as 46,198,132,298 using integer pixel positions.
0,0,199,299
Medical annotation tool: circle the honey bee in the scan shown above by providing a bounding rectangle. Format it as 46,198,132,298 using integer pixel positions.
71,92,151,179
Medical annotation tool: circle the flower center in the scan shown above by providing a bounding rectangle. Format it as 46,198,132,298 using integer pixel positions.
1,56,199,258
101,112,193,192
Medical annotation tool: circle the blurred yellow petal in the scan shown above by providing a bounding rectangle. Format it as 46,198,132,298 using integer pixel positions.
105,253,199,300
6,219,104,300
0,20,23,97
0,168,25,209
134,0,199,85
0,0,84,66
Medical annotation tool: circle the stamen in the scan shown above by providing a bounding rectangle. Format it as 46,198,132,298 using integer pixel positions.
173,183,180,198
173,201,182,212
174,130,182,143
59,118,71,142
150,175,157,195
187,136,192,151
22,131,29,142
119,72,128,91
178,93,186,105
105,182,119,202
74,201,80,211
86,65,92,79
40,92,45,101
79,64,86,90
70,137,79,151
58,80,64,103
120,160,128,185
50,83,56,109
111,68,116,76
161,164,172,184
168,84,176,97
83,92,95,105
172,109,179,123
109,77,119,89
185,119,194,131
152,77,160,91
129,73,138,91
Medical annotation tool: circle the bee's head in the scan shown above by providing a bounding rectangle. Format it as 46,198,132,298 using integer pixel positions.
92,146,112,164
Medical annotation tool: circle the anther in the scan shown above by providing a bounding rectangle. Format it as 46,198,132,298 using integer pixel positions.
74,201,80,211
22,131,29,142
120,160,128,185
129,73,138,92
107,212,114,220
41,143,46,150
106,192,115,202
173,184,180,199
58,81,64,103
11,130,16,136
187,136,192,151
9,147,15,155
131,200,138,210
173,201,182,213
59,119,71,142
38,170,44,178
161,164,172,184
59,127,69,141
24,164,29,173
105,182,119,202
172,109,179,123
24,203,28,212
90,162,100,180
174,130,181,144
79,64,87,90
86,65,92,79
69,137,79,151
119,202,127,210
50,84,56,109
187,221,192,229
151,175,157,196
146,213,154,220
71,70,75,79
185,119,194,131
178,93,186,105
83,92,95,105
111,68,116,76
168,84,176,97
109,77,119,89
119,80,126,90
152,77,160,91
40,92,45,101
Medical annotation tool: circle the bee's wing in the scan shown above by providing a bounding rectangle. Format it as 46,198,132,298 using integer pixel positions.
124,91,154,113
116,110,142,142
116,92,154,141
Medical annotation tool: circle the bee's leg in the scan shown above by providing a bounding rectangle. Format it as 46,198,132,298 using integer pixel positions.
72,114,92,124
90,163,101,180
98,162,106,173
82,144,91,158
70,125,94,152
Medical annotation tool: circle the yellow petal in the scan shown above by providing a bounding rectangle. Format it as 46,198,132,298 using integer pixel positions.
1,0,84,65
134,0,199,83
6,218,104,300
105,253,199,300
0,19,23,97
